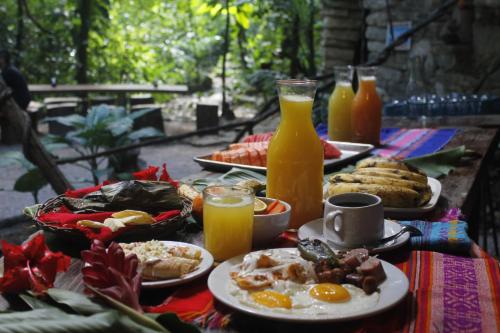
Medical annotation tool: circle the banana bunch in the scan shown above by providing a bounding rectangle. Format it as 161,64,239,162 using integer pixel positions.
328,157,432,208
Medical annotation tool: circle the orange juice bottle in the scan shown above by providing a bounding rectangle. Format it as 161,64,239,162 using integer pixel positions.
328,66,354,141
351,67,382,145
267,80,323,229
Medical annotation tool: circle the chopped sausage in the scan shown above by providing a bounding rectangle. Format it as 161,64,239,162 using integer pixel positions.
357,257,387,283
317,270,334,283
362,276,378,294
331,268,345,284
345,273,364,287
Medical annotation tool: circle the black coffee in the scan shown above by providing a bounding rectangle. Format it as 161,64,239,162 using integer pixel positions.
334,201,369,207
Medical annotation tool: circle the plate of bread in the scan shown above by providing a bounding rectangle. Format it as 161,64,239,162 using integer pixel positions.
120,240,214,288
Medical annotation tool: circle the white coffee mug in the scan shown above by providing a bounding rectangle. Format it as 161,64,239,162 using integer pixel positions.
323,193,384,247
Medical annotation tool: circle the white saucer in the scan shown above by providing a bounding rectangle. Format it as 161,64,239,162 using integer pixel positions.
297,219,410,253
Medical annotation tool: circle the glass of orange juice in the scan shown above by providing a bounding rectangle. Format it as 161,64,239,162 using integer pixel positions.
203,185,254,261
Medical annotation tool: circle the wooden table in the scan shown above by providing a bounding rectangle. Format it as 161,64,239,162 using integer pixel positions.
0,126,499,331
29,84,188,94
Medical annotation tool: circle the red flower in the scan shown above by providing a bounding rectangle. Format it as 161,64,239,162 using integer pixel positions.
159,163,179,188
0,234,71,294
132,166,159,180
81,240,142,312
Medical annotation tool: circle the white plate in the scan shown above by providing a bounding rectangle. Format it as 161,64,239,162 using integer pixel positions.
141,241,214,289
298,219,410,253
208,248,409,323
193,140,374,174
384,177,441,218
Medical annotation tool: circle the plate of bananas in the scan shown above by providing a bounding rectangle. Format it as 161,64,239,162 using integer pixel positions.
326,157,441,218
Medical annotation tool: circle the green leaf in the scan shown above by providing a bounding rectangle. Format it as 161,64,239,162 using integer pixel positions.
0,311,118,333
127,127,164,141
19,294,57,310
405,146,467,178
22,204,41,218
219,167,266,183
128,108,158,121
44,114,86,128
87,286,169,333
47,289,106,315
0,309,64,323
107,117,133,136
13,169,48,193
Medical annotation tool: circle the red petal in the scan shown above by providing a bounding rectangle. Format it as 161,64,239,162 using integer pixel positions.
159,164,179,188
1,240,27,270
133,166,159,181
0,268,31,293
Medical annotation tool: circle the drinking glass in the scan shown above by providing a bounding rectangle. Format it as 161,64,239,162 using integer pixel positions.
203,185,254,261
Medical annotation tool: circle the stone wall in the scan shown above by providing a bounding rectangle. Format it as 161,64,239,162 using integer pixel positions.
321,0,500,100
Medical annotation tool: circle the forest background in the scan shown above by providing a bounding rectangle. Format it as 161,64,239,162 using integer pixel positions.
0,0,322,103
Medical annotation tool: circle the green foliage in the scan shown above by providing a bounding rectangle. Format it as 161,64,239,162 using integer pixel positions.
0,0,321,98
46,104,164,184
0,288,201,333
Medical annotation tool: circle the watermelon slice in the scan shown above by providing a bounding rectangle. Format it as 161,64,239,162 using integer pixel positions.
242,133,342,159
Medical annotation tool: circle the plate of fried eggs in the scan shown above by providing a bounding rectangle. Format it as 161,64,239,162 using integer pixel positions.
207,248,409,322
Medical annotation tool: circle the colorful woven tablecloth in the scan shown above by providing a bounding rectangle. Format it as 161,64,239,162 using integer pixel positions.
143,248,500,332
315,125,457,159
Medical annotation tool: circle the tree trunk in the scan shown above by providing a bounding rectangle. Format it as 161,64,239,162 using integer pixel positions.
76,0,91,83
221,0,235,120
237,22,248,70
15,0,24,67
289,13,301,77
306,0,316,77
0,80,72,194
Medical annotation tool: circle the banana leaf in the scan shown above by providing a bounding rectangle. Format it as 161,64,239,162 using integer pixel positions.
62,181,182,214
404,146,469,178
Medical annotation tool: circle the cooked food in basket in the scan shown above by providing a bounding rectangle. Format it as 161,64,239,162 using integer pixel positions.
327,157,432,208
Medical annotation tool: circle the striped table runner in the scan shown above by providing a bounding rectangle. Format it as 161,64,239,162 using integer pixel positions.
145,250,500,332
315,124,457,159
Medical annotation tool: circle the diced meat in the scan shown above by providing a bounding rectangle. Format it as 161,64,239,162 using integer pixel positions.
357,257,387,284
340,248,369,268
345,273,364,288
317,270,334,283
362,276,378,294
330,268,345,284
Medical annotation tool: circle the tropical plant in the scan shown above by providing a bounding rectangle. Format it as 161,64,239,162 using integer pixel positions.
46,105,164,185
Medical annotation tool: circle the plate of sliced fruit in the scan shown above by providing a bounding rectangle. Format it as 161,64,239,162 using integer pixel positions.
193,133,373,174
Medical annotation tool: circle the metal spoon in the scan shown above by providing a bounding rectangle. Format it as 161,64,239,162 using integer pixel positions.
364,225,422,250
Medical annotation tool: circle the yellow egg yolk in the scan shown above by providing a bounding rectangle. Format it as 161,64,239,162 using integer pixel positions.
309,283,351,303
251,290,292,309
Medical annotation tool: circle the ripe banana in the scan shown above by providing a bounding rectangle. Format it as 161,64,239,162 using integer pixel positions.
329,173,429,193
356,157,425,175
352,167,428,185
328,183,421,208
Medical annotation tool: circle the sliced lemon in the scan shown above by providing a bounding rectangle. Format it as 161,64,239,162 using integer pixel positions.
254,198,267,214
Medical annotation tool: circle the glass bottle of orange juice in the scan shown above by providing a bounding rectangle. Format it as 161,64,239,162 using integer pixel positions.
351,67,382,146
267,80,323,230
328,66,354,141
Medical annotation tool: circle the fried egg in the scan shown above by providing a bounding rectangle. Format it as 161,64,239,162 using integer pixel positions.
229,249,380,316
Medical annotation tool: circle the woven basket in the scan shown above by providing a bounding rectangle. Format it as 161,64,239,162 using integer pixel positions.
33,195,192,243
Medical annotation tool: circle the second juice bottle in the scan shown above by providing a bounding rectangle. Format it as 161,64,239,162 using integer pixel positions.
351,66,382,146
